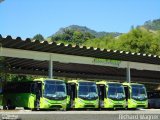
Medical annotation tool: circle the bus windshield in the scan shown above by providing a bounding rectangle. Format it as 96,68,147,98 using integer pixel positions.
131,85,147,100
44,80,67,100
78,82,98,100
108,84,125,100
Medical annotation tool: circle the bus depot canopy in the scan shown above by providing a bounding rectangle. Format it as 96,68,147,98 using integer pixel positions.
0,35,160,83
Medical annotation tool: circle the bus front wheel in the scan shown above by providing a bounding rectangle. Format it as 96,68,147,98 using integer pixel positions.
6,100,15,110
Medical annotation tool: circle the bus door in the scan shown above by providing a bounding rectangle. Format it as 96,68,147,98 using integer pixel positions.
67,83,77,108
34,82,42,108
123,85,130,103
97,84,106,108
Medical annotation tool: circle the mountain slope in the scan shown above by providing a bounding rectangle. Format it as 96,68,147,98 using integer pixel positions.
53,25,122,38
141,18,160,31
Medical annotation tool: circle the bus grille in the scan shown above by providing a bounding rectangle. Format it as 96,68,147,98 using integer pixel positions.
114,105,123,108
137,105,145,108
50,105,62,109
84,105,95,108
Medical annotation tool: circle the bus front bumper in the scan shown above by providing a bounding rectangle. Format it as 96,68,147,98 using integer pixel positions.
75,99,99,108
40,98,67,110
128,100,148,109
104,99,126,109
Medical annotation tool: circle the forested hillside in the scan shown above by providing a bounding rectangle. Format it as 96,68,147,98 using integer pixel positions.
32,18,160,55
84,27,160,55
45,25,121,45
83,18,160,55
141,18,160,31
53,25,121,38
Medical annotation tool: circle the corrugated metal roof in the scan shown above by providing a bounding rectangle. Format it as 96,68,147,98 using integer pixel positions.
0,35,160,65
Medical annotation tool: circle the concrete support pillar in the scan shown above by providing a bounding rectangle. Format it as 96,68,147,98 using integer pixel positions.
49,55,53,79
126,62,131,83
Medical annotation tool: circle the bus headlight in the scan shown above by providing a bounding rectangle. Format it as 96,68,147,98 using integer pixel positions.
78,99,84,103
96,99,99,104
108,99,113,104
132,100,137,104
44,99,49,104
62,102,66,105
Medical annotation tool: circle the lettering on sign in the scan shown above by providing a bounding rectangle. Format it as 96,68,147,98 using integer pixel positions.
92,58,121,67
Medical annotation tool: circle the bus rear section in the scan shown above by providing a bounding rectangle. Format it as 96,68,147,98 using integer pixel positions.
67,80,99,109
147,90,160,108
97,81,126,109
123,83,148,109
3,78,68,110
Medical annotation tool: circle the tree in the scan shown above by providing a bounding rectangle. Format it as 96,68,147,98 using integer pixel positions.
32,34,44,41
108,27,160,55
83,27,160,56
51,29,95,45
84,34,115,49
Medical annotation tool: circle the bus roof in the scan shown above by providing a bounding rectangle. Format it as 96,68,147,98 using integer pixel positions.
122,82,144,86
96,81,122,85
67,80,95,84
34,78,65,82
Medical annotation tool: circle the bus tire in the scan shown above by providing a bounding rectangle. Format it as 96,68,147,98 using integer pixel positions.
7,100,15,110
61,108,66,111
148,103,151,109
34,100,40,110
24,107,30,110
3,105,7,110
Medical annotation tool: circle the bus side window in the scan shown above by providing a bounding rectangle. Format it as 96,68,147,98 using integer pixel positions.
97,85,100,98
30,83,35,93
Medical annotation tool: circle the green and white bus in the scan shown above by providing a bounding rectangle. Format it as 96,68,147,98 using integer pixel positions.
122,83,148,109
3,78,68,110
67,80,99,109
96,81,126,109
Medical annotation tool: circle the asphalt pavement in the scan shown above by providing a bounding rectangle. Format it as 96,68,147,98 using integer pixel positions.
0,109,160,120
